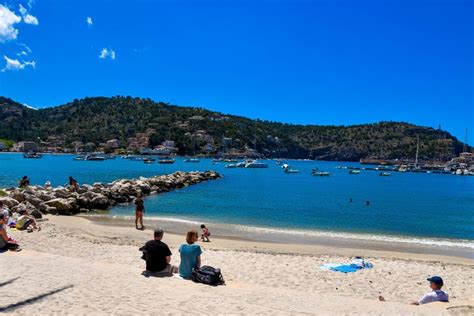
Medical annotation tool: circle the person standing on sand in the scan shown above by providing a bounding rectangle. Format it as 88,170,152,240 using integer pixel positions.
179,230,202,279
411,276,449,305
135,194,145,230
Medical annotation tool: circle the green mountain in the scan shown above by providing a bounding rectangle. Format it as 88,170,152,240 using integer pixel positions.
0,96,468,161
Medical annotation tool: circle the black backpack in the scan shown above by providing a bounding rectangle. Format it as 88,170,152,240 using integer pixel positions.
191,266,225,286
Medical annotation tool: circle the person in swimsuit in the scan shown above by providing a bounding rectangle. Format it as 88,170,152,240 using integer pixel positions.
135,194,145,230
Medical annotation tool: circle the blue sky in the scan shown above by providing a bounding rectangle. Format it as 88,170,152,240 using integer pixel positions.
0,0,472,143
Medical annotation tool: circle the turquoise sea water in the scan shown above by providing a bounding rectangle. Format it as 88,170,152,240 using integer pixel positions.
1,153,473,245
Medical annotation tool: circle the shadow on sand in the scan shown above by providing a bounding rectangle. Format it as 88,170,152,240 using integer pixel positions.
0,284,74,312
0,277,20,288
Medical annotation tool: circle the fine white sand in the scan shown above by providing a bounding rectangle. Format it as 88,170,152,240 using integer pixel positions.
1,216,473,315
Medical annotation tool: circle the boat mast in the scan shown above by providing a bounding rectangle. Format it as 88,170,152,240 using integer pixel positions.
415,134,419,168
463,128,468,153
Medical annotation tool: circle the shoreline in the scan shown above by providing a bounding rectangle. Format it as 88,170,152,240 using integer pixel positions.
2,215,473,314
82,214,474,263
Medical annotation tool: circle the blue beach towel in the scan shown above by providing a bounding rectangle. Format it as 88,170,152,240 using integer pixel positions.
320,258,373,273
330,264,361,273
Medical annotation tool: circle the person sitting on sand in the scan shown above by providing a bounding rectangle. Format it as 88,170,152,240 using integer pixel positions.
411,276,449,305
18,176,30,189
134,194,145,230
0,213,20,251
179,230,202,279
139,228,177,276
200,224,210,242
16,210,40,232
0,201,9,221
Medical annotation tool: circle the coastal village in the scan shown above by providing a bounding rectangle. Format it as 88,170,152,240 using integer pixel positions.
1,129,472,176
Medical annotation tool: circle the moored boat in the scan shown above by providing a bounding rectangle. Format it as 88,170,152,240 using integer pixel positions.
312,169,330,176
379,172,391,176
159,157,176,164
23,152,42,159
184,158,200,163
244,160,268,168
349,170,361,174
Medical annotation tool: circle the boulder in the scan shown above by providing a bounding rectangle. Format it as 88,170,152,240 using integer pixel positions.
9,190,25,202
30,208,43,219
0,197,20,208
53,189,72,199
90,194,110,209
24,194,44,209
45,198,78,215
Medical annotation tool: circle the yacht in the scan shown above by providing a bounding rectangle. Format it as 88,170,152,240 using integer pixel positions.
244,160,268,168
349,170,361,174
379,172,392,176
23,152,42,159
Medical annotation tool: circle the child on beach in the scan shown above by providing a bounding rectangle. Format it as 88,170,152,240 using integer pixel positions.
200,224,210,242
411,276,449,305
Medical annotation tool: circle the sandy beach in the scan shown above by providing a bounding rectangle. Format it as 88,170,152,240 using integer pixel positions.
1,216,473,315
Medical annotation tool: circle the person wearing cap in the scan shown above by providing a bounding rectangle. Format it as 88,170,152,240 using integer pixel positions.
139,228,177,276
411,276,449,305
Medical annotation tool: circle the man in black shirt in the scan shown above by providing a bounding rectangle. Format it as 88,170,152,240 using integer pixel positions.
140,228,177,276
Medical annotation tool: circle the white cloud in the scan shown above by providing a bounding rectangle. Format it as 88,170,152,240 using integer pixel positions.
87,16,93,26
0,5,22,42
17,50,28,56
99,48,116,60
19,4,39,25
27,0,35,9
2,55,36,72
18,43,32,53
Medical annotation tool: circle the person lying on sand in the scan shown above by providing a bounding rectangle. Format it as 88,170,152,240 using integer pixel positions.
139,228,177,276
411,276,449,305
179,230,202,279
16,210,40,232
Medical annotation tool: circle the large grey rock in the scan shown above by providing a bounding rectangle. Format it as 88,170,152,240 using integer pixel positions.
0,197,20,208
9,190,25,202
90,194,110,209
45,198,78,215
24,194,44,209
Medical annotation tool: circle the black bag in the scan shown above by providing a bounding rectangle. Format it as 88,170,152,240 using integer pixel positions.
191,266,225,286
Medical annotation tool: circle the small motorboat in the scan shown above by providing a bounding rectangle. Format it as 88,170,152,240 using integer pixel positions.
225,163,237,168
184,158,200,163
159,157,175,164
312,169,330,176
282,164,299,173
349,170,361,175
379,172,391,176
223,158,238,163
23,152,42,158
143,158,156,164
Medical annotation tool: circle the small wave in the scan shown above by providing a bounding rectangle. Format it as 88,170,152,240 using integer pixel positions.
230,225,474,249
82,214,474,249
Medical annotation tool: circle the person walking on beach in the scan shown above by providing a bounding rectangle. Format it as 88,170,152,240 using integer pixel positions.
135,194,145,230
139,228,177,276
411,276,449,305
179,230,202,279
